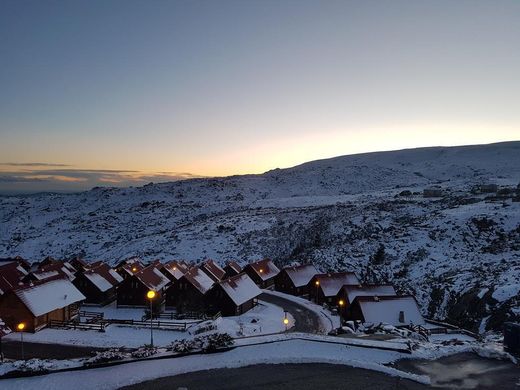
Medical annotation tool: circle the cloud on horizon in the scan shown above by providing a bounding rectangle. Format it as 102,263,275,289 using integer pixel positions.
0,165,204,194
0,162,72,167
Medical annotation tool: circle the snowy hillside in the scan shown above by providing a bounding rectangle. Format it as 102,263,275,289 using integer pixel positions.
1,141,520,332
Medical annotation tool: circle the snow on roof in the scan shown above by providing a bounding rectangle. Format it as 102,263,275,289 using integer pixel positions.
183,267,215,294
89,263,123,286
108,269,124,284
341,284,396,303
0,261,27,295
315,272,359,296
32,270,60,281
218,273,261,306
134,264,170,291
15,279,86,317
84,272,113,292
121,262,144,275
283,264,318,287
36,261,76,281
356,295,425,326
200,259,226,281
225,261,242,274
162,261,189,280
247,259,280,281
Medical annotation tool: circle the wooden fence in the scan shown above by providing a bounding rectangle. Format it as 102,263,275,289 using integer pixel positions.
49,319,106,332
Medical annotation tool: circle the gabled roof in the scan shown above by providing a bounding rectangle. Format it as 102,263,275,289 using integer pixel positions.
115,257,144,270
313,272,359,297
36,260,76,281
134,264,170,291
82,263,123,292
0,256,31,271
340,284,396,303
162,261,189,280
0,261,27,295
282,264,318,287
121,262,145,276
217,273,261,306
69,257,88,271
200,259,226,282
355,295,425,326
182,266,215,294
225,261,242,274
14,279,86,317
246,259,280,281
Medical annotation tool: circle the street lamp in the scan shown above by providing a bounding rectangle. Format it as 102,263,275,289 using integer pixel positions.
132,267,137,272
315,280,320,304
338,299,345,325
283,310,289,331
146,290,156,347
17,322,25,360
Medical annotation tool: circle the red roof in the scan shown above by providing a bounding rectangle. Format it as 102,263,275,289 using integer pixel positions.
246,259,280,281
0,261,27,295
313,272,360,297
162,260,190,280
89,262,123,287
121,262,145,275
133,263,170,291
200,259,226,282
181,266,215,294
225,261,242,274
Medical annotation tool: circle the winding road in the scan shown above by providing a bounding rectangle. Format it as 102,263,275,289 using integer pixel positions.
120,363,427,390
259,292,324,333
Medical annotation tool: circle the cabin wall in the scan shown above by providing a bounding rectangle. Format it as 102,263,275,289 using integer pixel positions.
0,292,35,332
166,279,206,313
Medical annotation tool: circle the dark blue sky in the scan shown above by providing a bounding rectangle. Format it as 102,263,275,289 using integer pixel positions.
1,0,519,193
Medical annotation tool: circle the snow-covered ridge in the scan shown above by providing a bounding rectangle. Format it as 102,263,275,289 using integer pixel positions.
0,141,519,332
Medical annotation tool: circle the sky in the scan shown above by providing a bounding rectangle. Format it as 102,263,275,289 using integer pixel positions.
0,0,519,194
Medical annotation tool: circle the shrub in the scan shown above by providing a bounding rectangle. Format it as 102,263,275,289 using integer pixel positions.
84,349,126,366
170,333,234,353
130,346,158,359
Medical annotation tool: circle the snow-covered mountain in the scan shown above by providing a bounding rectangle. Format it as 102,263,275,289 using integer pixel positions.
1,141,520,332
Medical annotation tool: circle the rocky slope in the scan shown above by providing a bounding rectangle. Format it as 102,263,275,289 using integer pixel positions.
1,141,519,332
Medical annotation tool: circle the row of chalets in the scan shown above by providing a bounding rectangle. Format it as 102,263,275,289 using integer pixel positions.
0,256,425,333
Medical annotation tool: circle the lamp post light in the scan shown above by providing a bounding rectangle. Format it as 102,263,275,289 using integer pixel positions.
283,310,289,332
146,290,156,347
315,280,320,304
17,322,25,360
338,299,345,325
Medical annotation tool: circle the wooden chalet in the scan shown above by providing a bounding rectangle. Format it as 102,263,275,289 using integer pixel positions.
0,256,31,273
349,295,425,327
115,258,145,281
159,260,190,283
309,272,359,304
223,261,242,278
206,273,261,316
24,260,77,283
244,259,280,289
117,262,169,307
275,264,318,296
69,257,89,272
165,266,214,312
336,284,396,319
0,260,29,296
200,259,226,282
0,278,85,333
73,262,123,305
